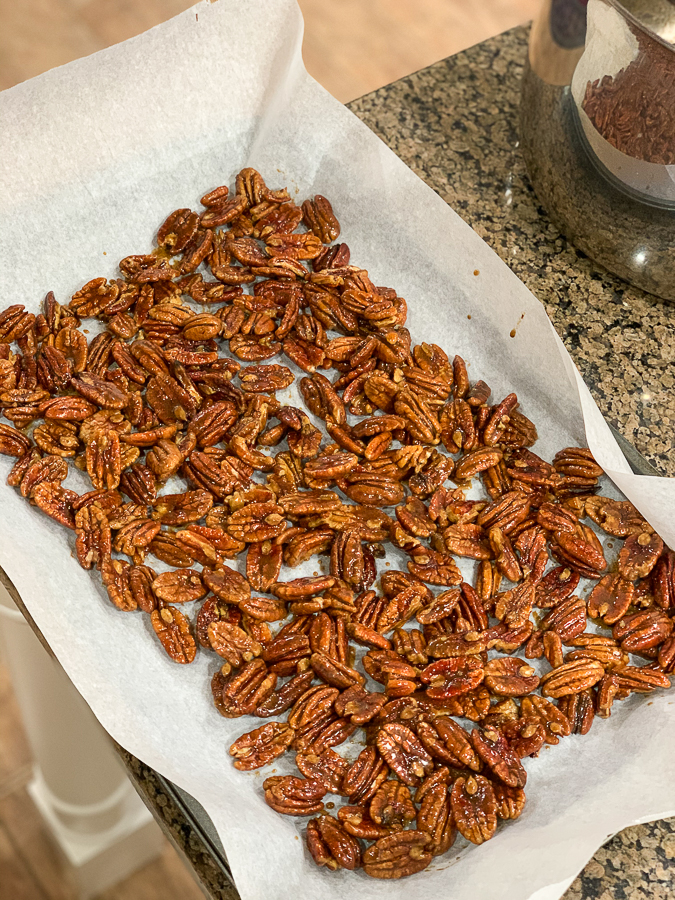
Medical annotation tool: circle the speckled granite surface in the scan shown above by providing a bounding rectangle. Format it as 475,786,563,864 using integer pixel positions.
119,25,675,900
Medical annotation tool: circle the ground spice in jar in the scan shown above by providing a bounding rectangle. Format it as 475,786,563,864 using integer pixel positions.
582,27,675,165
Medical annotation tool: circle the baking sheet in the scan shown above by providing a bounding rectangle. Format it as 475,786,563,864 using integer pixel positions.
1,2,675,899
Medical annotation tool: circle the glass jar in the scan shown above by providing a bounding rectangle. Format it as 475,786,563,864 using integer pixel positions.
521,0,675,301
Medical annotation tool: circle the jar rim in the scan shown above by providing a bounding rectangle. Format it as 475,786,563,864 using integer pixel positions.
608,0,675,53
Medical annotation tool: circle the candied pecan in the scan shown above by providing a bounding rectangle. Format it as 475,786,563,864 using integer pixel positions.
264,775,326,816
74,504,111,570
229,722,295,771
0,423,32,457
618,531,664,581
334,686,388,723
208,621,262,669
541,594,587,642
302,195,340,243
343,746,389,804
71,373,127,410
311,652,365,690
337,805,392,839
255,671,315,718
151,606,196,663
0,305,35,343
451,775,497,845
128,565,158,613
501,717,546,758
203,566,251,604
370,780,416,827
151,490,213,525
559,690,595,735
586,497,649,537
426,630,488,659
471,727,527,788
220,659,277,717
484,657,539,696
306,814,361,871
550,528,606,578
494,580,535,628
19,455,67,498
613,665,670,694
540,659,605,698
534,567,579,611
417,720,465,768
485,620,534,653
362,831,432,879
521,695,571,744
407,547,462,586
417,782,457,856
32,482,78,529
613,609,673,653
263,633,312,675
420,657,485,699
272,576,335,600
492,781,527,820
152,568,206,604
295,748,348,793
375,723,433,786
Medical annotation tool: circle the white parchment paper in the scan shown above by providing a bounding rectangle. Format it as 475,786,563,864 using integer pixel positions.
1,2,675,899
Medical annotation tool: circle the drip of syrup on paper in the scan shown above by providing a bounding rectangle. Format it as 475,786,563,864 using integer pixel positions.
510,313,525,338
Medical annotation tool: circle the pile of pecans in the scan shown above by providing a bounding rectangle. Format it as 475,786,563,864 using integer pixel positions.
1,168,673,880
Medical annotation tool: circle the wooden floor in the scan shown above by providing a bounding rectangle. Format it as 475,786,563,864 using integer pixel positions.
0,661,205,900
0,1,539,896
0,0,540,101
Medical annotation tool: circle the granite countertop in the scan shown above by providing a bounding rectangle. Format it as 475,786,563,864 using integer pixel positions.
30,22,675,900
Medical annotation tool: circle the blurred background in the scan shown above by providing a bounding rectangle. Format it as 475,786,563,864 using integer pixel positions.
0,2,538,899
0,0,539,101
